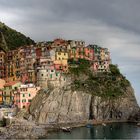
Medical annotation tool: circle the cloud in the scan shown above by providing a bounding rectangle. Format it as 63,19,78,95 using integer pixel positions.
0,0,140,105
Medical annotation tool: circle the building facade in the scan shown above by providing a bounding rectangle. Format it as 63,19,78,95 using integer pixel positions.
3,82,21,105
14,84,40,109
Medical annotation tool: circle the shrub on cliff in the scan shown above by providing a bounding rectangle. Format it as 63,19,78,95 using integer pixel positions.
109,64,120,75
69,58,90,76
71,64,130,98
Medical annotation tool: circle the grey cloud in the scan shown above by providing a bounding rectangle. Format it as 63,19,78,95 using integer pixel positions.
0,0,140,105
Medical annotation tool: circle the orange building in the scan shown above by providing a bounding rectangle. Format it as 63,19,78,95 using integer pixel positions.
0,79,6,104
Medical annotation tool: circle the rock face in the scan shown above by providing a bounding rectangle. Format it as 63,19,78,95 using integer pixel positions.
25,85,139,124
26,88,91,124
91,86,139,121
128,109,140,122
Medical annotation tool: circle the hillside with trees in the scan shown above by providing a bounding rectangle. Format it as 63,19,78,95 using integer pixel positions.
0,22,34,51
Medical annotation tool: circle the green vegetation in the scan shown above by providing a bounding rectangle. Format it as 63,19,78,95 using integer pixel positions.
70,63,130,99
0,22,34,50
109,64,120,75
68,58,90,76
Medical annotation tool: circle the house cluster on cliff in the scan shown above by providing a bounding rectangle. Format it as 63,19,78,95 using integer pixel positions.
0,79,40,109
0,38,111,109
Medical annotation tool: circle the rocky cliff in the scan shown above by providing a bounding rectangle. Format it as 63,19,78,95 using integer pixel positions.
1,83,139,139
25,74,139,124
25,65,139,124
128,109,140,122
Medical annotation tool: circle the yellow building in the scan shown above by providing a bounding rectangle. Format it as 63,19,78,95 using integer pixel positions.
55,51,68,61
55,50,68,72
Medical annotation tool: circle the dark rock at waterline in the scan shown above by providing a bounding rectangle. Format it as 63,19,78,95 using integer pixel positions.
128,109,140,122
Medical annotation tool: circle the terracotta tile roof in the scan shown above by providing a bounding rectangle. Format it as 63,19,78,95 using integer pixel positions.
4,81,20,87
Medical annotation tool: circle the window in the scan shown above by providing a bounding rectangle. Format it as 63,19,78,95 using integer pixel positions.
42,74,43,76
22,99,26,103
23,94,25,97
28,99,32,102
29,94,31,97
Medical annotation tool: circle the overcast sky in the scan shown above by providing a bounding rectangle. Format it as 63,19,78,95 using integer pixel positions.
0,0,140,105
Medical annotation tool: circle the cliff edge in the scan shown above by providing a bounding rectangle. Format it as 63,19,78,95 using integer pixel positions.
25,64,139,124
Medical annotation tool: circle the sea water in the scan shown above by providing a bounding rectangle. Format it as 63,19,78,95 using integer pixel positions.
47,123,140,139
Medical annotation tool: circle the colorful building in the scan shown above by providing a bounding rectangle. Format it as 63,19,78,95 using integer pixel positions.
5,51,14,82
25,56,36,83
68,47,77,59
54,48,68,72
75,47,84,59
48,49,55,61
13,50,21,81
91,45,111,72
0,50,6,79
0,39,111,85
0,79,6,104
36,47,42,58
68,40,85,48
37,58,61,88
84,45,94,61
3,81,21,105
14,84,40,109
52,38,67,48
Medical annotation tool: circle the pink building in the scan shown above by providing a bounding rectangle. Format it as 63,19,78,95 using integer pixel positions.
14,84,40,109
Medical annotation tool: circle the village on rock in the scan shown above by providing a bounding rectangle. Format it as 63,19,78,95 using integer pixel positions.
0,38,111,109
